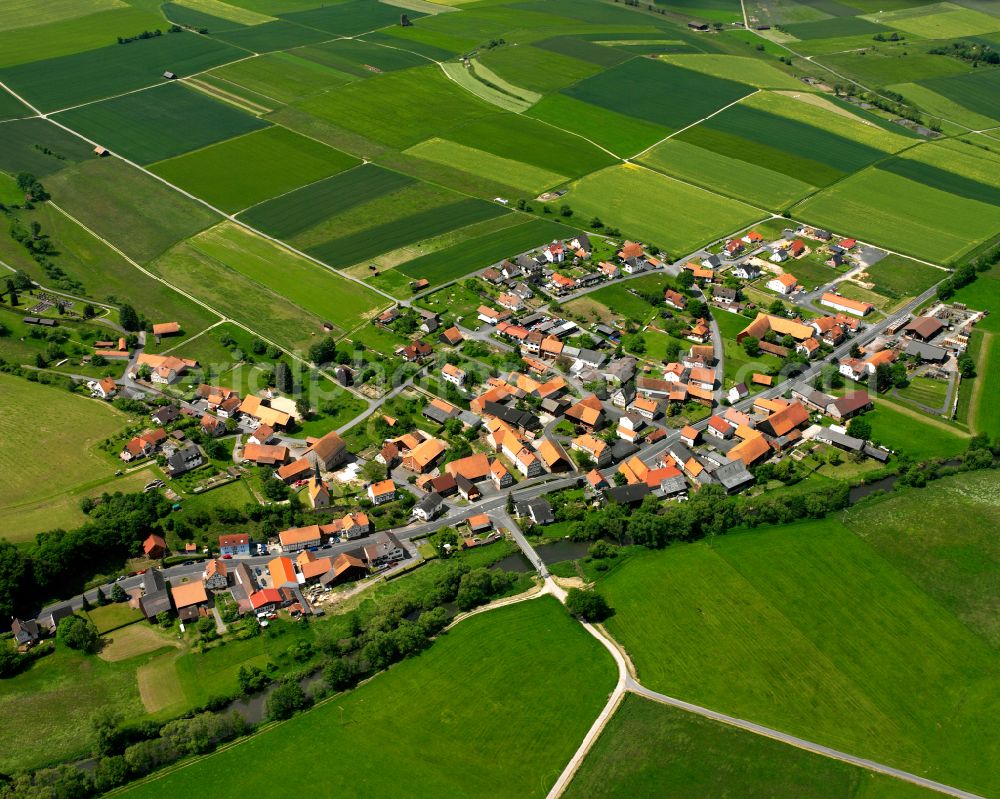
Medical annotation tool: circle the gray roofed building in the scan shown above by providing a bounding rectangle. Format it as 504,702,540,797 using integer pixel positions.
827,390,872,420
515,498,554,525
151,405,180,426
815,427,864,452
541,396,570,415
904,340,949,362
863,445,890,462
12,618,39,646
712,458,753,494
458,410,482,429
520,312,545,328
38,604,74,633
362,532,405,566
166,443,203,476
413,492,445,522
482,401,540,431
603,483,650,505
790,383,835,412
668,442,694,468
423,401,460,424
610,440,640,462
656,475,688,498
602,357,636,384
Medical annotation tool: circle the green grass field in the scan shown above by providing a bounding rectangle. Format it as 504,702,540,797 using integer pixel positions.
0,117,102,177
865,4,1000,38
122,598,616,798
297,65,496,149
188,222,387,331
0,373,127,540
846,471,1000,648
150,126,360,213
55,82,268,165
895,375,949,409
919,68,1000,128
951,265,1000,332
525,94,669,158
639,138,814,210
404,137,567,194
863,254,945,298
238,164,413,239
571,274,673,324
566,696,936,799
563,58,753,132
792,167,999,265
658,54,804,90
308,196,510,268
46,158,221,264
566,164,764,256
0,6,166,69
393,217,575,283
479,42,601,93
600,511,1000,796
0,643,170,772
204,50,357,105
0,31,246,112
865,397,969,458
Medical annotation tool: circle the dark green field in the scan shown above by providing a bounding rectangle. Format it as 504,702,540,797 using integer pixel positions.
297,38,430,76
238,164,413,238
876,156,1000,206
534,35,632,67
678,124,844,186
920,69,1000,124
54,82,268,165
214,20,332,52
703,104,887,174
282,0,424,36
394,218,576,283
562,58,752,132
150,126,360,213
119,598,616,799
784,17,888,39
566,696,935,799
0,87,28,120
0,32,245,112
439,112,617,178
309,198,509,267
0,117,98,176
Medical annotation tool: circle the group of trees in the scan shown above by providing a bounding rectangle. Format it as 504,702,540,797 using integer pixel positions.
938,242,999,301
0,491,172,619
929,40,999,65
571,483,851,550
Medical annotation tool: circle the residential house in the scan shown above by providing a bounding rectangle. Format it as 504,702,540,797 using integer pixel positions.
821,292,872,317
239,395,290,429
664,289,687,311
732,262,761,281
440,326,463,346
724,239,744,258
134,353,198,385
143,533,167,559
491,459,514,489
712,285,738,306
325,511,371,540
139,569,171,620
279,524,323,553
441,363,466,387
304,430,348,472
686,318,710,344
629,396,660,421
679,425,700,447
727,383,749,403
249,588,284,615
319,554,368,588
368,479,397,505
150,405,180,426
544,242,566,263
120,428,167,462
219,533,251,557
515,498,554,525
706,415,734,440
767,273,798,295
413,492,445,522
701,254,722,270
362,532,405,567
497,292,524,312
203,559,229,591
93,376,117,399
477,305,510,325
402,437,447,473
565,394,604,431
758,401,809,440
418,309,439,333
171,581,209,623
11,619,39,648
401,341,433,363
572,434,611,467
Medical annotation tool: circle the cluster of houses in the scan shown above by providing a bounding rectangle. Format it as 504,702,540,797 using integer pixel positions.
119,425,204,477
736,310,864,362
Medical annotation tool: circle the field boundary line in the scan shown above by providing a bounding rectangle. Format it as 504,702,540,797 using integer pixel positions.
966,330,992,435
631,87,761,160
159,320,225,355
876,394,971,438
628,681,986,799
